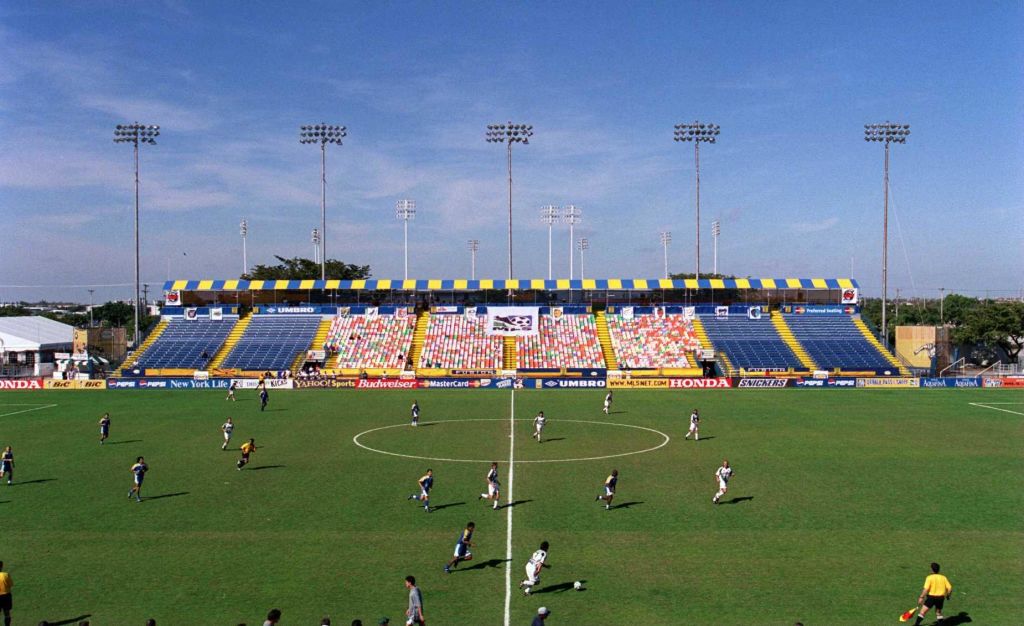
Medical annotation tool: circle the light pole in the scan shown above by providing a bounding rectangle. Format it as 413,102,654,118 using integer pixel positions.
113,122,159,348
468,239,479,280
864,121,910,347
300,123,347,280
541,205,560,279
88,289,95,327
564,205,582,279
486,122,533,285
240,219,248,276
674,121,720,277
939,287,945,325
659,231,672,279
711,219,721,275
395,199,416,280
577,238,589,280
311,228,321,264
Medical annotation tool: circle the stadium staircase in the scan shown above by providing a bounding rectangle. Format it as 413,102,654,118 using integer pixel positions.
853,318,911,375
503,336,518,370
293,317,332,373
409,310,429,369
207,313,251,370
692,317,735,376
117,319,169,375
770,311,818,370
593,310,619,369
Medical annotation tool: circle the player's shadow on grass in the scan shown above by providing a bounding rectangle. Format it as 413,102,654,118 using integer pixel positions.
413,422,437,427
46,614,91,625
460,558,510,571
691,436,715,441
143,492,189,501
719,496,753,505
499,499,532,510
609,501,643,510
533,580,585,594
942,612,972,625
105,439,143,445
430,501,465,512
541,437,565,443
248,464,286,471
15,478,57,485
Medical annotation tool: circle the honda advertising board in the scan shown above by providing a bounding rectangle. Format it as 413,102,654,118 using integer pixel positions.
0,378,44,390
736,378,790,388
668,378,732,389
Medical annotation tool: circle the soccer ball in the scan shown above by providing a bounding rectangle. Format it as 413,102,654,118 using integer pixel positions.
573,581,583,590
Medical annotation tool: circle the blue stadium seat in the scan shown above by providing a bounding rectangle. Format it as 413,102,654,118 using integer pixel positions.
784,316,893,370
135,318,236,369
221,315,322,371
699,315,801,370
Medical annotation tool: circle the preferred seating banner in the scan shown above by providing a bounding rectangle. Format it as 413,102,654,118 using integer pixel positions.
485,307,540,337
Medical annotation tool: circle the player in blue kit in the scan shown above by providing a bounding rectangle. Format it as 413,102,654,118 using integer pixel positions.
408,469,433,512
0,447,13,485
595,469,618,510
410,400,420,426
444,521,475,573
128,456,147,502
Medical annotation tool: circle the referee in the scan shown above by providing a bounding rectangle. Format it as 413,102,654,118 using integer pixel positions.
914,562,952,625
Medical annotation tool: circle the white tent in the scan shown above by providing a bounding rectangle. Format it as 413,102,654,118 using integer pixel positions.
0,316,75,351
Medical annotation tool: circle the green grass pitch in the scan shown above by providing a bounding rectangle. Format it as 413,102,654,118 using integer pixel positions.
1,388,1021,624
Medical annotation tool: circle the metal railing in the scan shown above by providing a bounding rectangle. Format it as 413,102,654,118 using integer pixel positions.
939,357,966,377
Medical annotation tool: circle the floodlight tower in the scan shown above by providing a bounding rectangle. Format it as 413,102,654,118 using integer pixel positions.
299,123,347,280
660,231,672,279
312,228,321,264
864,121,910,347
485,122,533,284
577,238,589,281
563,205,582,279
711,219,721,275
541,205,560,279
468,239,480,280
113,122,160,348
240,219,248,276
673,121,720,277
395,199,416,280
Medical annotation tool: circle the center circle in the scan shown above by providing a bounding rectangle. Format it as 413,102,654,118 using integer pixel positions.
352,418,671,463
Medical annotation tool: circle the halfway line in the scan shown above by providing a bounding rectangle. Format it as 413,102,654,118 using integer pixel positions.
503,388,515,626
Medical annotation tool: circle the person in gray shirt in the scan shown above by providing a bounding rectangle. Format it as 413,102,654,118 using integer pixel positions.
404,575,425,625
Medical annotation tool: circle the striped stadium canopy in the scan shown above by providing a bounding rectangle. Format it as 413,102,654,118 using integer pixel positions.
162,278,859,292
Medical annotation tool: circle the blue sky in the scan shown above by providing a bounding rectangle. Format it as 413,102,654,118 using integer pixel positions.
1,1,1021,303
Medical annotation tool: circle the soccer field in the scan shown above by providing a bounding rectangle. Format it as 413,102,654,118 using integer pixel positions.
1,388,1022,625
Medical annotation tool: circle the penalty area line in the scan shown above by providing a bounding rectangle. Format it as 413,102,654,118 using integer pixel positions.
969,402,1024,416
0,404,58,418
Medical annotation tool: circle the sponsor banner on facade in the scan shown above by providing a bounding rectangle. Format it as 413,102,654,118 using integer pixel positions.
210,307,223,321
621,306,634,320
538,378,607,389
44,379,106,390
841,287,859,304
919,377,983,388
793,377,858,388
486,306,540,336
715,306,729,319
608,378,670,389
164,290,182,305
449,369,496,377
261,306,318,314
356,379,422,389
232,379,294,390
306,350,327,361
736,378,789,388
433,305,459,313
856,377,919,388
781,305,857,315
0,378,44,390
184,308,199,320
747,306,763,320
294,378,357,389
668,378,732,389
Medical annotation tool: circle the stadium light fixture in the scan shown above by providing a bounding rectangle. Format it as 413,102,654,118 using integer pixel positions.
311,228,321,265
577,237,589,281
486,122,533,289
300,123,347,280
541,205,561,280
468,239,480,280
711,219,721,275
395,199,416,280
563,205,582,280
240,219,248,276
660,231,672,279
674,121,720,277
864,121,910,347
113,122,160,348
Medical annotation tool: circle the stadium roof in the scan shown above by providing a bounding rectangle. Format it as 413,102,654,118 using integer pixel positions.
163,278,859,292
0,316,75,351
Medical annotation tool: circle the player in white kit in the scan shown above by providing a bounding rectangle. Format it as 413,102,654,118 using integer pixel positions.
603,391,613,414
713,459,733,504
684,408,700,441
519,541,549,595
532,411,546,443
479,462,501,510
221,417,234,450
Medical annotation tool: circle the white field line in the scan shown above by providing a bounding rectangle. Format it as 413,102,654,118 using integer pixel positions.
503,389,515,626
969,402,1024,416
0,403,58,418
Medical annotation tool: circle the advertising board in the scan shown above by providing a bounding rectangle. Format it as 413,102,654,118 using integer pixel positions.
668,378,732,389
919,377,982,388
475,378,520,389
856,378,919,388
294,379,357,389
607,379,670,389
0,378,44,390
991,377,1024,388
232,379,294,390
736,378,790,388
355,379,422,389
538,378,607,389
422,379,474,389
793,377,857,388
43,379,107,390
167,379,233,389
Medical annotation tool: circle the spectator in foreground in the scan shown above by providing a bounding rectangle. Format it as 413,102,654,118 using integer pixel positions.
263,608,281,626
405,575,424,625
531,607,550,625
0,560,13,626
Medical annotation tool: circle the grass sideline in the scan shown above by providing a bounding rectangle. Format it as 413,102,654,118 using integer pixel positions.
0,388,1021,624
